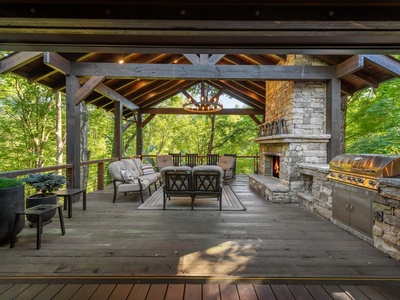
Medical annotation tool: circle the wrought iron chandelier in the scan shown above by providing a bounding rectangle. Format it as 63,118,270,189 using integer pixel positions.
182,81,223,113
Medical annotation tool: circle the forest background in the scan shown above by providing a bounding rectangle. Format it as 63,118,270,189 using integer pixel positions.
0,53,399,191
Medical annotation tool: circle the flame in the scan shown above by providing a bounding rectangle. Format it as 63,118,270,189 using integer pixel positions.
273,158,280,175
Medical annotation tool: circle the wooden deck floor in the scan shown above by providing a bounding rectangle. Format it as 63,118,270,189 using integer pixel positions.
1,176,400,299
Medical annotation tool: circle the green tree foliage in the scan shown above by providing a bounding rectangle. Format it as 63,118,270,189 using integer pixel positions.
87,105,114,159
346,78,400,154
0,74,60,170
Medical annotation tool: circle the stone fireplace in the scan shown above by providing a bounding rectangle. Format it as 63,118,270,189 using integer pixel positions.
249,55,331,203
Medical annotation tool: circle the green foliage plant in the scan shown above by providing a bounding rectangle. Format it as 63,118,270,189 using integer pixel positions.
0,177,23,189
23,172,66,196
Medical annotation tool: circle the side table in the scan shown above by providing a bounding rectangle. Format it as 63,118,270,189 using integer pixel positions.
56,188,87,218
10,204,65,250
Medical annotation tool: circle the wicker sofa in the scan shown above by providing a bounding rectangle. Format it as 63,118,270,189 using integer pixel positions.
108,158,161,203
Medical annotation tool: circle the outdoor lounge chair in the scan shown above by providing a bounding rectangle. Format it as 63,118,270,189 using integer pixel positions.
192,165,224,210
206,153,219,165
156,155,174,171
161,166,193,209
218,155,236,180
185,153,198,168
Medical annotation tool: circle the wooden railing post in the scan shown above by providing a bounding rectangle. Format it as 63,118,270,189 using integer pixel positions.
97,162,104,190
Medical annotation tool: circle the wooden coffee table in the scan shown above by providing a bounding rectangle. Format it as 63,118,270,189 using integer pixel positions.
10,204,65,250
56,188,87,218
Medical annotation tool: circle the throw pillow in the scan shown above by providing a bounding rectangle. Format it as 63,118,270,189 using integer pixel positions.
120,169,135,182
141,164,155,175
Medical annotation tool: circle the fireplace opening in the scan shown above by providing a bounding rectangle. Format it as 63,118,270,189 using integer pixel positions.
264,154,281,178
272,156,280,178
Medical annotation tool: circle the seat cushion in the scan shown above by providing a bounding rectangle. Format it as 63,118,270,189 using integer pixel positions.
117,180,150,192
132,158,144,176
192,165,224,182
160,166,192,183
108,161,126,181
121,159,141,178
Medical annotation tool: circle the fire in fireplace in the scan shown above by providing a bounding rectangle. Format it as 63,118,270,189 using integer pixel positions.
272,156,280,178
264,154,280,178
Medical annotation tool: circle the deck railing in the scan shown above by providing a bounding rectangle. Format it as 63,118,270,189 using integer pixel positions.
0,155,259,194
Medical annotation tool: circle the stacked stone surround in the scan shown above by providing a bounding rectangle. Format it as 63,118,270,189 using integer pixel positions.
252,54,330,203
297,163,332,220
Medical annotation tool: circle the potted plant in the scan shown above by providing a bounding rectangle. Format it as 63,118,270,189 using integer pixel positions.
23,172,66,224
0,177,25,244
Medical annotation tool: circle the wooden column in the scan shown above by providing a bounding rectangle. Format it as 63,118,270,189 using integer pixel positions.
136,112,143,156
113,101,123,160
66,75,81,188
326,78,342,162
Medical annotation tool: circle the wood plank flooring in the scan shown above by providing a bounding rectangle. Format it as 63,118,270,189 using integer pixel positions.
1,282,400,299
1,176,400,299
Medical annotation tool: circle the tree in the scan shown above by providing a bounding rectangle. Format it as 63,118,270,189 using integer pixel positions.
0,74,60,169
346,78,400,154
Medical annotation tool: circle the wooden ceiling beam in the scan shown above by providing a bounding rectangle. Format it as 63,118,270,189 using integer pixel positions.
43,52,71,75
209,81,265,110
0,52,43,74
363,55,400,77
249,115,263,126
93,82,139,111
70,63,336,80
350,72,380,88
139,81,197,108
76,76,105,105
336,55,364,78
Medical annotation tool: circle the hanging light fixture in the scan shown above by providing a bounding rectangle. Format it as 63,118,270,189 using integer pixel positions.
182,81,223,113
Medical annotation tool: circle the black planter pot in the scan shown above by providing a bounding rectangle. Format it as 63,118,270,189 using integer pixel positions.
0,184,25,245
26,194,58,223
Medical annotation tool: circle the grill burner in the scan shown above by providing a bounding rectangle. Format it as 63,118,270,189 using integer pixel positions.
328,154,400,190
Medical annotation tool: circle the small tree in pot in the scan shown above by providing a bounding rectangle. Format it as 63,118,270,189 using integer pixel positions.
0,177,25,244
23,172,66,224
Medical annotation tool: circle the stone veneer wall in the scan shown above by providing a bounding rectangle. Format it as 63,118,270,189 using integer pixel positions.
256,54,329,203
297,164,400,261
298,163,332,220
372,179,400,260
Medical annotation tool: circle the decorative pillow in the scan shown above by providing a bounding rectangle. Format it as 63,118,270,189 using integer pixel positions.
120,169,135,182
141,164,155,175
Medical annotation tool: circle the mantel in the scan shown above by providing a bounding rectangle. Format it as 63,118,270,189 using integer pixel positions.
254,134,331,144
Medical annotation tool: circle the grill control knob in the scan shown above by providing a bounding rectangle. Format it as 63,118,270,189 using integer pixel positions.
369,180,377,186
338,174,344,179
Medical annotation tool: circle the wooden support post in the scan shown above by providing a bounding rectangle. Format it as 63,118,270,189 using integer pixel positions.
114,101,122,160
326,78,342,162
66,75,81,188
97,162,104,191
136,112,143,156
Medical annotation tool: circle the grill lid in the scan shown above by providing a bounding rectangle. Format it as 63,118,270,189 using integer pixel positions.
329,154,400,178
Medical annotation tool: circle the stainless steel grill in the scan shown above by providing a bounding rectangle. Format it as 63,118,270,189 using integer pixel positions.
327,154,400,190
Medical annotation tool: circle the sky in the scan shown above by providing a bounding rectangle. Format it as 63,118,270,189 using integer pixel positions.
220,95,243,108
